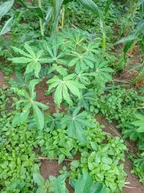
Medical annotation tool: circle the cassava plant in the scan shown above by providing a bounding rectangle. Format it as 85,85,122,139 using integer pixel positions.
9,44,47,78
12,79,49,130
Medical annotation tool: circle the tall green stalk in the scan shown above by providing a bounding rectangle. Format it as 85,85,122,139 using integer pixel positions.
61,5,65,27
38,0,44,36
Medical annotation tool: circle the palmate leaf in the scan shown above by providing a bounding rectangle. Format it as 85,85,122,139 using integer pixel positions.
62,108,94,142
9,44,47,78
91,62,113,84
78,91,96,110
48,63,68,76
60,29,87,51
47,74,85,107
43,39,67,65
12,80,49,130
68,51,95,71
75,69,91,85
82,41,100,54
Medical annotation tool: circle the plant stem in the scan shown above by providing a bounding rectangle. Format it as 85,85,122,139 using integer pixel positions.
61,5,65,27
38,0,44,36
100,19,106,50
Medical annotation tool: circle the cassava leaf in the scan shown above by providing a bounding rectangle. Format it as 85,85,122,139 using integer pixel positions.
54,84,63,106
33,103,45,130
29,79,39,99
48,74,85,107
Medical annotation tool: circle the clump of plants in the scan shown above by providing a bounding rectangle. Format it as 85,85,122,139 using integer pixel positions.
0,86,38,192
1,0,144,191
89,87,143,126
35,115,127,193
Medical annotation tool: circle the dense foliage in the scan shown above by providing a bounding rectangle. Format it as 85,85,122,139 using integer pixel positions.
0,0,144,192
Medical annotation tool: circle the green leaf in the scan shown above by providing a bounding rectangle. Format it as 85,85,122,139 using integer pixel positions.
77,0,100,16
0,16,13,35
55,174,69,193
12,110,30,126
68,58,79,67
17,0,43,18
0,0,14,20
24,44,36,58
62,109,92,142
132,113,144,133
75,173,93,193
105,0,112,14
43,6,52,29
115,35,137,45
33,103,44,130
34,101,49,110
51,0,64,34
12,46,31,58
33,173,45,187
35,62,41,78
54,84,63,107
58,154,65,164
10,44,44,77
71,160,80,168
36,186,47,193
29,79,39,99
65,81,81,98
91,182,106,193
136,126,144,133
63,84,73,106
48,75,84,107
10,57,33,63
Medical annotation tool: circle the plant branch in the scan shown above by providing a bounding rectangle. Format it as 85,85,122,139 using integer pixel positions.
35,157,72,162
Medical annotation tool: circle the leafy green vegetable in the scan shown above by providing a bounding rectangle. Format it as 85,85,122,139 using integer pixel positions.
9,44,47,77
62,108,94,142
12,79,49,129
47,74,85,107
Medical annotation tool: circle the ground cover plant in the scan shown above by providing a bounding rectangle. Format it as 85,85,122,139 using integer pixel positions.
0,0,144,192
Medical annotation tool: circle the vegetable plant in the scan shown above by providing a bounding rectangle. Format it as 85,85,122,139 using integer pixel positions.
9,44,47,78
47,74,85,107
12,79,49,130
